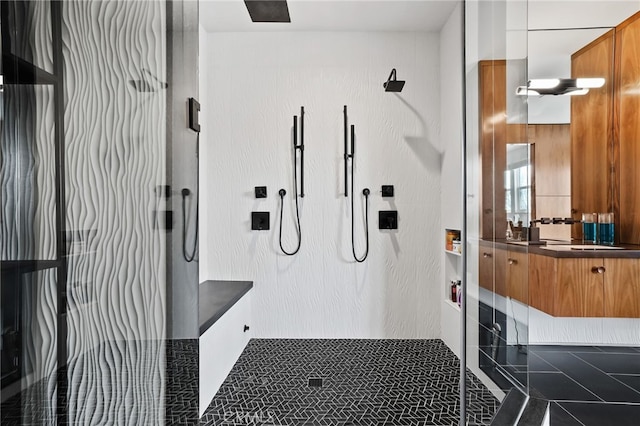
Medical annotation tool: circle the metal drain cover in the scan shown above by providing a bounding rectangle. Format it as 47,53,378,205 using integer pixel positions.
308,377,323,387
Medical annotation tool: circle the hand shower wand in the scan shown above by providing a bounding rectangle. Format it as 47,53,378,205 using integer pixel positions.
278,107,305,256
344,105,370,262
182,98,200,262
296,107,305,198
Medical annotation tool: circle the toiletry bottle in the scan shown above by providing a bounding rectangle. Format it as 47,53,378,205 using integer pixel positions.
451,280,457,303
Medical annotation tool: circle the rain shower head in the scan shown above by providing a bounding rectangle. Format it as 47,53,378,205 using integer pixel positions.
244,0,291,23
383,68,405,92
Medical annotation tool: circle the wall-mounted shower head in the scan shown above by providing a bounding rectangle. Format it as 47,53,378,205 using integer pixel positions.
383,68,405,92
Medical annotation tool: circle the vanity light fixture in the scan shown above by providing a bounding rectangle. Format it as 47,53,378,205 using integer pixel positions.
528,78,560,89
576,77,605,88
516,77,604,96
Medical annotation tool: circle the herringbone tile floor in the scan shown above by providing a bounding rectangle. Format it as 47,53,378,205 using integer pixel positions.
201,339,498,426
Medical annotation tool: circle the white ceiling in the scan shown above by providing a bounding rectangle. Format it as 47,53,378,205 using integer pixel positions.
199,0,461,33
528,1,640,77
528,0,640,30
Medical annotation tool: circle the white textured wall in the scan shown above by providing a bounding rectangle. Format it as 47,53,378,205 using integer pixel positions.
63,0,167,354
63,1,168,422
199,31,442,339
439,4,464,357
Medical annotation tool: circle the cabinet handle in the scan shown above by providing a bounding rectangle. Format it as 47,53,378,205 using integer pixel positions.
591,266,606,274
244,324,250,332
508,258,518,265
483,253,492,258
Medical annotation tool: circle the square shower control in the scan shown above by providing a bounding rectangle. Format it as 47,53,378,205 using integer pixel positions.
255,186,267,198
382,185,394,197
379,211,398,230
251,212,270,230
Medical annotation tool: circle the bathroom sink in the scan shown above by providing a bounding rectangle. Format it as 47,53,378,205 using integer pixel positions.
540,244,623,251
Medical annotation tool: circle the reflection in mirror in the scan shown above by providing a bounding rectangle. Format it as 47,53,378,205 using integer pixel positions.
520,3,640,424
505,143,532,235
526,27,614,242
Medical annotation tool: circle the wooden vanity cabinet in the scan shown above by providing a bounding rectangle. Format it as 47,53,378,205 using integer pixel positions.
603,258,640,317
479,245,495,292
506,250,528,305
478,244,507,297
529,254,640,318
478,243,525,301
528,254,556,314
555,258,605,317
529,255,603,317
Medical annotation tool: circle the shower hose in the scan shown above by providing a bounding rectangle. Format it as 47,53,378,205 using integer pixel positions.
351,161,369,263
182,133,199,262
278,145,302,256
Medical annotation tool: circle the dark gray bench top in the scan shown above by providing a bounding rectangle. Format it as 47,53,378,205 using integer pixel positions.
199,280,253,335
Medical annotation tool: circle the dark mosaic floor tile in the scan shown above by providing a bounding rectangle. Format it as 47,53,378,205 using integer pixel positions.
201,339,498,425
1,339,198,425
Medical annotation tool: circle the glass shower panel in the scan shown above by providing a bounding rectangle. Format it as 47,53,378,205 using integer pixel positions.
1,1,59,416
0,1,199,424
464,0,530,422
62,0,168,423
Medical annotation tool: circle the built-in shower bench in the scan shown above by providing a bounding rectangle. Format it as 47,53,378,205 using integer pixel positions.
199,280,253,334
199,280,253,417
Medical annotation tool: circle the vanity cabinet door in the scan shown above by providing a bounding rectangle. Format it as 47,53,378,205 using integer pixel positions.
556,258,605,317
479,245,507,297
528,254,556,314
479,245,495,292
507,250,528,304
495,248,508,297
603,258,640,318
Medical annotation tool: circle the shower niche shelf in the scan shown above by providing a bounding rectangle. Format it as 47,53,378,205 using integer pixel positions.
445,229,462,255
444,298,461,312
444,228,462,311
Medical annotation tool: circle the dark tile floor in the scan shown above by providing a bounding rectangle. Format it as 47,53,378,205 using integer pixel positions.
0,339,199,425
201,339,499,426
526,345,640,426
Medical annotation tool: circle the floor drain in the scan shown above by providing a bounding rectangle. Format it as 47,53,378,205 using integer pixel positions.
308,377,323,387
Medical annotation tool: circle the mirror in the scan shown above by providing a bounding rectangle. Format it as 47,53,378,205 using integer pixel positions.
524,1,639,241
526,28,614,241
505,143,532,232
